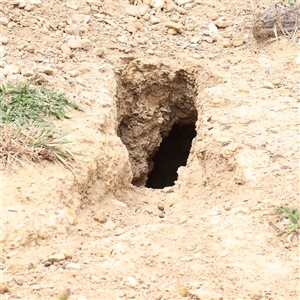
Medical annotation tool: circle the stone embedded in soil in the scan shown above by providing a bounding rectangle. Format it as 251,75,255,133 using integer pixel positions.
94,210,107,223
165,21,183,33
0,16,9,26
66,262,81,269
0,283,9,294
48,253,66,262
232,39,244,47
191,289,223,300
68,38,91,50
214,20,232,28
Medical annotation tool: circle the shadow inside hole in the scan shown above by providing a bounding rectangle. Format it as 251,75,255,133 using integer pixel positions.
146,123,196,189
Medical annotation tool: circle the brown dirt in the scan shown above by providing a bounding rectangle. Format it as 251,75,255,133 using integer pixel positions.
1,0,299,299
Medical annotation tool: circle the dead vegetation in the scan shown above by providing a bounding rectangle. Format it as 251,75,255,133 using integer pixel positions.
252,1,300,41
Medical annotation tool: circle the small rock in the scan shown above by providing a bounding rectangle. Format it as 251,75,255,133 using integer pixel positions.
32,73,49,84
65,208,78,225
0,37,8,45
0,16,9,26
222,39,231,48
208,22,218,34
0,46,6,57
179,215,188,224
66,1,79,10
150,16,161,25
153,0,165,9
117,35,128,43
94,210,107,223
44,261,52,267
176,0,190,4
139,5,149,16
158,205,164,211
63,252,73,259
37,66,55,75
48,253,65,263
177,284,189,297
15,280,23,286
3,64,20,76
203,36,213,43
68,38,91,50
7,207,18,212
232,39,244,47
224,204,231,211
61,43,72,55
167,28,178,35
64,24,80,35
263,80,274,89
159,212,165,218
214,19,232,28
0,283,9,294
21,68,34,77
66,262,81,269
191,289,223,300
66,70,79,77
91,275,101,283
165,21,183,33
126,276,138,287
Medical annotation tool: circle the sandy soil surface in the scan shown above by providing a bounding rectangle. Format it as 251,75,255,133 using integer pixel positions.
1,0,299,299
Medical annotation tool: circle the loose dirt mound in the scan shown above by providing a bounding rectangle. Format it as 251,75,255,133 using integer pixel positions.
1,0,299,299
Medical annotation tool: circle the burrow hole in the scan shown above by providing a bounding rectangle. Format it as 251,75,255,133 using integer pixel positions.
116,63,198,189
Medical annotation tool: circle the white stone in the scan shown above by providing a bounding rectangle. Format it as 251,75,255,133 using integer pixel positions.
153,0,165,9
177,0,193,5
0,16,9,26
0,46,6,58
208,22,218,34
66,262,81,269
66,1,79,10
68,38,91,50
48,253,65,262
0,37,8,45
3,64,20,75
126,276,138,287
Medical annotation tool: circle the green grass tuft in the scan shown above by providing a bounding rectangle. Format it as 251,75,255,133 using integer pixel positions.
0,80,83,168
276,205,299,232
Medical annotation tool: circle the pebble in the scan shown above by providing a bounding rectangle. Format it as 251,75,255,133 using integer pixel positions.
66,262,81,269
0,37,8,45
21,68,35,77
66,1,79,10
165,21,183,33
179,215,188,224
0,16,9,26
7,207,18,212
208,22,218,34
232,39,244,47
3,64,20,75
94,210,107,223
0,283,9,294
68,38,91,50
191,289,223,300
15,280,23,286
0,46,6,58
48,253,66,262
37,66,55,75
153,0,165,9
214,19,232,28
222,39,231,48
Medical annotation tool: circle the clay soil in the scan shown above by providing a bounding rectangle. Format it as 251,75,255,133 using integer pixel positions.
1,0,300,300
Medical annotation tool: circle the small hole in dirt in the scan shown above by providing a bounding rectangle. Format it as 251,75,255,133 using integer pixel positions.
116,61,198,188
146,123,196,189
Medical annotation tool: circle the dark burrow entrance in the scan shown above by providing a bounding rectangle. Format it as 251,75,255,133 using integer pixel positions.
116,60,200,189
146,123,196,189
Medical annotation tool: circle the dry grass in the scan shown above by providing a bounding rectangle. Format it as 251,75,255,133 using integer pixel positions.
0,81,83,170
